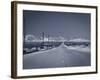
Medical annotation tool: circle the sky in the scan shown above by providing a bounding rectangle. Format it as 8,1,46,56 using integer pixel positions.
23,10,91,40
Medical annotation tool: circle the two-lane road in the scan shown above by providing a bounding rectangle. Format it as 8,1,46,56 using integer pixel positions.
23,43,90,69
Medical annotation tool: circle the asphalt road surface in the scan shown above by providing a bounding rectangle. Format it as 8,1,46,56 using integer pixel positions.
23,43,91,69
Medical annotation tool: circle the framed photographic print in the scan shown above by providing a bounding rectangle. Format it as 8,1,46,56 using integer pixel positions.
11,1,98,78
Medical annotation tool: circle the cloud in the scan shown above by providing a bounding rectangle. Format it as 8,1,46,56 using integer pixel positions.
24,34,68,42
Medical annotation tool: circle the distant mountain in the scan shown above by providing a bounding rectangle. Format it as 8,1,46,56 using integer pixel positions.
69,38,90,42
24,34,38,42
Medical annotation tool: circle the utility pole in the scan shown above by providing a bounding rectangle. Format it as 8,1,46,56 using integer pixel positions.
47,35,50,49
42,32,45,47
48,35,49,43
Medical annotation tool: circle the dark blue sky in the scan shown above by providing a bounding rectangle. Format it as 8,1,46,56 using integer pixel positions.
23,10,90,40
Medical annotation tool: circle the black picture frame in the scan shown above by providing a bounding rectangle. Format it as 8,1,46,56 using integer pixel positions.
11,1,98,79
